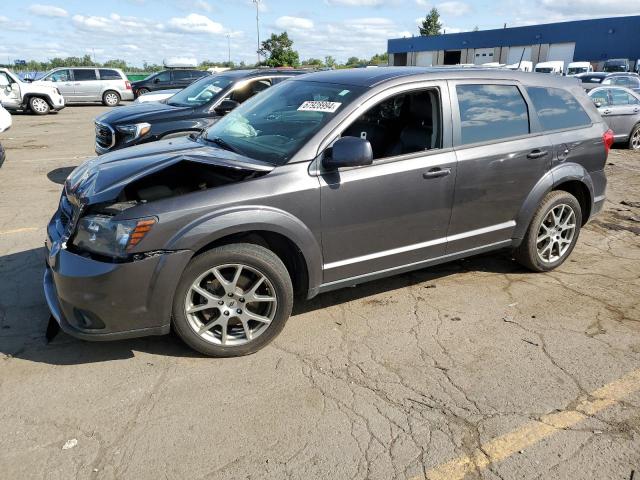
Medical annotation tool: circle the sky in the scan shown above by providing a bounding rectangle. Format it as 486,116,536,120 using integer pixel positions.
1,0,639,66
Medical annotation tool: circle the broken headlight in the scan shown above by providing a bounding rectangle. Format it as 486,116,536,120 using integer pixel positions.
72,215,156,258
116,122,151,143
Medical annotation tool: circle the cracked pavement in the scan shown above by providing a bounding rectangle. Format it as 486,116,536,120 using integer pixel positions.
0,106,639,479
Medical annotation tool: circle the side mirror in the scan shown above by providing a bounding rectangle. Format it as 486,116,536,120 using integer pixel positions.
323,136,373,170
594,101,603,108
214,98,240,115
153,77,160,84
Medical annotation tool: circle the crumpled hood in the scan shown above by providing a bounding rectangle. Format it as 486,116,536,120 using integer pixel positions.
96,101,192,125
64,136,274,206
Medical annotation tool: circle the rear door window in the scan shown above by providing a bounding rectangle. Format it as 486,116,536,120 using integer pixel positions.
526,87,592,131
610,89,639,106
590,90,610,107
174,70,194,81
98,69,122,80
456,84,529,145
73,69,97,81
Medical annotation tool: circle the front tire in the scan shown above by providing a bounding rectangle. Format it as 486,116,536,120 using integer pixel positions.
172,244,294,357
515,191,582,272
29,96,50,115
629,124,640,151
136,88,150,97
102,90,120,107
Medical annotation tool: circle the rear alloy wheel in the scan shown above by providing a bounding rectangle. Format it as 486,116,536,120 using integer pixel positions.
102,90,120,107
630,125,640,151
29,97,50,115
515,190,582,272
172,244,293,357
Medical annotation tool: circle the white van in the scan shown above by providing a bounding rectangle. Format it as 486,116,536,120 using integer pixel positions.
534,61,565,75
566,62,593,76
506,61,533,72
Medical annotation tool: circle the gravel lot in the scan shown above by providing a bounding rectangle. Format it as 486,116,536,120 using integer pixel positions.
1,105,639,480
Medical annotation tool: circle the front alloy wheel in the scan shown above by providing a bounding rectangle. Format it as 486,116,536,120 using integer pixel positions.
185,264,277,346
29,97,50,115
172,243,293,357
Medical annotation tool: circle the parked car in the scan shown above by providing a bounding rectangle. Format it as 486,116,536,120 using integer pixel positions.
0,68,65,115
506,61,533,72
0,103,10,166
33,67,133,106
599,73,640,94
534,61,565,75
133,89,181,104
576,72,608,90
589,86,640,150
94,69,306,154
45,67,610,357
566,62,593,76
131,69,209,97
603,58,630,73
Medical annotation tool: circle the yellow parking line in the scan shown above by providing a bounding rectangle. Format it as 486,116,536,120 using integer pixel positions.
0,227,39,236
421,368,640,480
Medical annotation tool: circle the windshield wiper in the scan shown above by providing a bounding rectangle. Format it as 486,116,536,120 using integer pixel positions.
208,136,244,155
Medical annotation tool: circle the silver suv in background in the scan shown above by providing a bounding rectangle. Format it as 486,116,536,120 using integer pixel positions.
34,67,134,106
589,86,640,150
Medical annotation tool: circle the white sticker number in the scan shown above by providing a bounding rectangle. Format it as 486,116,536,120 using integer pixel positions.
298,101,342,113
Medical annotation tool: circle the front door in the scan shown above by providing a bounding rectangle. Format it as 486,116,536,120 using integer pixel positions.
447,81,552,253
0,71,21,109
319,83,457,283
45,69,74,99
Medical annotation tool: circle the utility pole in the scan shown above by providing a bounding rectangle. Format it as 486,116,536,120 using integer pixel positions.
253,0,261,65
226,34,231,64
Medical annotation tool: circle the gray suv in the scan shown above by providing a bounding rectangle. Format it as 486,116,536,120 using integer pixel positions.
45,68,610,357
34,67,134,106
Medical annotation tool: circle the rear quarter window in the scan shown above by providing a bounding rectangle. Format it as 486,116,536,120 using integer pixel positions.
99,69,122,80
526,87,592,131
456,84,530,145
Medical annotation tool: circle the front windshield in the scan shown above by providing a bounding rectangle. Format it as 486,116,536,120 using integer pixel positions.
536,68,553,73
204,80,365,165
167,75,234,107
568,67,587,75
604,64,626,72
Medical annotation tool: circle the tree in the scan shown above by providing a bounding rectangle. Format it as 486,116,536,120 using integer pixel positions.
473,25,479,32
419,8,442,36
258,32,300,67
324,55,337,69
302,58,324,68
369,52,389,65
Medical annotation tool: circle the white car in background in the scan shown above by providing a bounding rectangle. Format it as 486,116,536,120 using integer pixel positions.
0,103,11,166
534,61,565,75
133,88,181,104
0,68,65,115
506,61,533,72
567,62,593,76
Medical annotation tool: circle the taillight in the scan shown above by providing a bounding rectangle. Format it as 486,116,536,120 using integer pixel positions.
603,129,614,156
125,80,132,90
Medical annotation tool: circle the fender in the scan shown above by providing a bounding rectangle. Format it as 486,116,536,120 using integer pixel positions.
165,205,324,297
513,162,594,243
22,92,53,108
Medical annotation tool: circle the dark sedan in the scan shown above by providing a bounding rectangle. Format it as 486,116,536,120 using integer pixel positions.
95,69,307,154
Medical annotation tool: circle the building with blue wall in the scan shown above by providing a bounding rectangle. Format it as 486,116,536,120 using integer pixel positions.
387,15,640,70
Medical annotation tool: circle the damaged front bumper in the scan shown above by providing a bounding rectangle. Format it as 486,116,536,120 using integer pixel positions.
44,212,191,341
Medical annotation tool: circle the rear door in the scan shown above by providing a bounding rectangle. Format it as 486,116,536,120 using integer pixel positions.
447,81,552,253
173,70,196,88
72,69,101,101
606,88,640,138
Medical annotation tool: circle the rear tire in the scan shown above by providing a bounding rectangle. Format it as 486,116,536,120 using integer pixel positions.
172,243,294,357
29,96,50,115
102,90,120,107
629,124,640,151
514,190,582,272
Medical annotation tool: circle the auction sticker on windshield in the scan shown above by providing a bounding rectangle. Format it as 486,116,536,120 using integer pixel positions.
298,101,342,113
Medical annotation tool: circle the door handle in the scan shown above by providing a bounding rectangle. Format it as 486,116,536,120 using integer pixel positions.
527,150,548,159
602,109,612,115
423,167,451,179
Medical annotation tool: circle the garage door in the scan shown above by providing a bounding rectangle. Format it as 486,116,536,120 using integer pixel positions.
416,51,435,67
507,46,532,64
548,42,576,65
473,48,495,65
